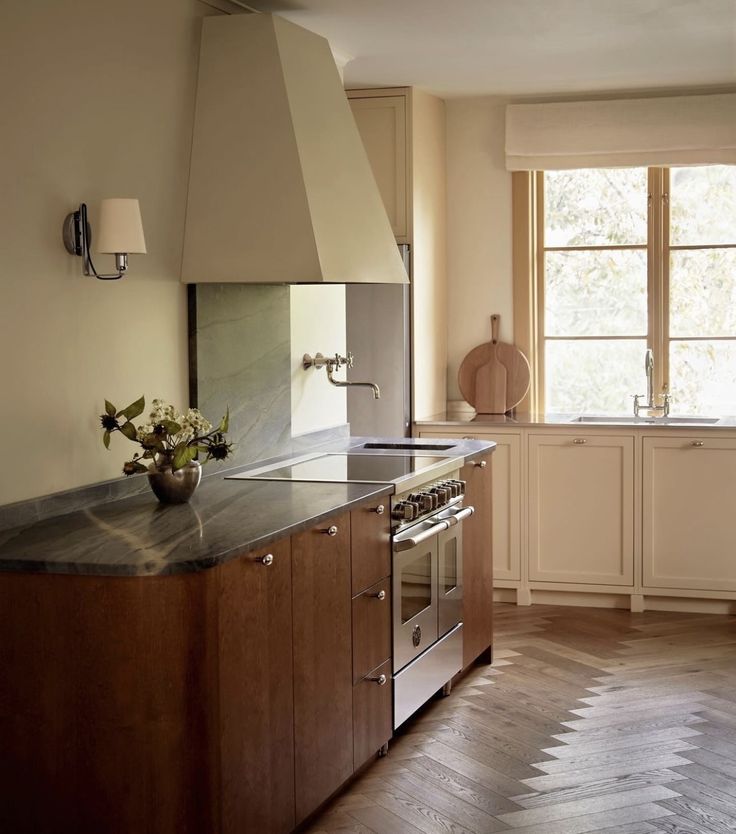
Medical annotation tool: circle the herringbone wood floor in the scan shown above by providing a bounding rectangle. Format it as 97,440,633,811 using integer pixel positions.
306,603,736,834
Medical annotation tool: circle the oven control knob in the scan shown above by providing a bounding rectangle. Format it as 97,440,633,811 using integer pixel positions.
431,485,452,504
415,491,437,511
392,500,419,522
448,479,465,496
440,480,459,498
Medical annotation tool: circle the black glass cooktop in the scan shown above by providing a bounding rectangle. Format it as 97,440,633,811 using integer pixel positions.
227,453,448,484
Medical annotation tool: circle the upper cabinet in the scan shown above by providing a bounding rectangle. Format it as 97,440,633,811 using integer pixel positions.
182,15,407,285
348,87,448,419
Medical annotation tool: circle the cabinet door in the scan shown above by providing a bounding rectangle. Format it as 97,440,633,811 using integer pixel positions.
292,514,353,823
351,500,391,596
353,660,392,770
348,94,408,241
643,436,736,591
460,455,493,667
217,539,295,834
528,434,634,585
419,430,521,582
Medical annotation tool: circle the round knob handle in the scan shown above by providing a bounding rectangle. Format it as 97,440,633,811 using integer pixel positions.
259,554,274,566
573,438,587,445
462,435,474,440
374,504,385,515
367,673,388,686
691,440,705,447
474,459,487,468
372,589,387,601
325,525,338,536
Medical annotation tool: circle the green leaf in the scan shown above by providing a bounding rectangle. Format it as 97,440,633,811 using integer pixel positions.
218,407,230,433
104,400,116,417
118,395,145,421
161,420,181,435
103,430,111,449
172,443,196,471
119,421,138,441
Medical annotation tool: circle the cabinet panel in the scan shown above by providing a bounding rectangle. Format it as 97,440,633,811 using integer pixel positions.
352,577,391,684
460,455,493,667
348,95,407,241
419,430,520,582
353,660,392,770
292,514,353,822
217,540,295,834
528,434,634,586
351,501,391,596
643,436,736,591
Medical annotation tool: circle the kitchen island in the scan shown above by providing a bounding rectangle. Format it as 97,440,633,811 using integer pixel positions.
0,436,494,834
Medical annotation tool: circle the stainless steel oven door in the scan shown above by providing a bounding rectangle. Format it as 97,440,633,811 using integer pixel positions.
392,527,439,672
438,522,463,637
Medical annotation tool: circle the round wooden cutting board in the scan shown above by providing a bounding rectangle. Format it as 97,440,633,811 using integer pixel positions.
458,315,531,414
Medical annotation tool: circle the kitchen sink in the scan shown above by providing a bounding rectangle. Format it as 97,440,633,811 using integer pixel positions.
361,442,456,451
570,415,720,425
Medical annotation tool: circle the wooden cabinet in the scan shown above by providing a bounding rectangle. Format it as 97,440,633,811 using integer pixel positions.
460,454,494,667
217,540,295,834
292,513,353,822
528,433,635,586
350,504,392,770
643,436,736,592
348,86,447,421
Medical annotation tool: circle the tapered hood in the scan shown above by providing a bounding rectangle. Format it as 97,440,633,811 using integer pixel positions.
181,13,408,285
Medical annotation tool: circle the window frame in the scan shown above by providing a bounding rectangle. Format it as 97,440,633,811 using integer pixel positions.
512,166,736,414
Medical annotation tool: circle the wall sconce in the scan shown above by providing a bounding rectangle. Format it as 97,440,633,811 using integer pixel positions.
63,199,146,280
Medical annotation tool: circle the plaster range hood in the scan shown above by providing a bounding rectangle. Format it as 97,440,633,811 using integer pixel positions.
181,13,408,285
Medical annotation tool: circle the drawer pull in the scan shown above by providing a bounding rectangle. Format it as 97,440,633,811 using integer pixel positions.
463,435,475,440
474,460,487,468
573,438,587,445
367,673,388,686
369,589,387,601
374,504,385,515
691,440,705,447
259,554,274,566
324,525,338,536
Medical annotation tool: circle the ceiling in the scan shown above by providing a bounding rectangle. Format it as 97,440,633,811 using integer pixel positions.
245,0,736,98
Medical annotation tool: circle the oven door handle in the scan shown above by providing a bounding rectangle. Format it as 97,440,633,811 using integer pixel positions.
443,505,475,526
393,519,451,552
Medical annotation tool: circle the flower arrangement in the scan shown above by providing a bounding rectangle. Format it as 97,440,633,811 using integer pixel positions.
100,396,233,475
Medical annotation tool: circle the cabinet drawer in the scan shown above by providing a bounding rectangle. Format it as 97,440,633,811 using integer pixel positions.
351,501,391,596
352,577,391,683
353,660,392,770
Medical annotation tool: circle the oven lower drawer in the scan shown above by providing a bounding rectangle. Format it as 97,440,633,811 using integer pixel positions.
393,623,463,729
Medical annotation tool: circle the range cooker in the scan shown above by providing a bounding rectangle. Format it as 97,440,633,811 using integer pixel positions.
228,451,473,727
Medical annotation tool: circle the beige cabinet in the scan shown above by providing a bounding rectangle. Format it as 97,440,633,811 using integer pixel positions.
348,87,447,421
348,95,408,242
643,436,736,592
418,429,521,582
528,433,635,586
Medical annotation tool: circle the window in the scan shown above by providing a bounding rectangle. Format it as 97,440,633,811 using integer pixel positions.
534,165,736,415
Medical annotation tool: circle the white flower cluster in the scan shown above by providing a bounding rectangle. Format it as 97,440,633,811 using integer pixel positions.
136,400,213,443
180,408,213,438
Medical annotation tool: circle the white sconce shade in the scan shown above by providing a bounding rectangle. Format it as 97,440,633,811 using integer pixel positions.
95,199,146,254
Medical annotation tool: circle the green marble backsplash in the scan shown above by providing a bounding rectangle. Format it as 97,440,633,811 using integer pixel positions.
189,284,292,466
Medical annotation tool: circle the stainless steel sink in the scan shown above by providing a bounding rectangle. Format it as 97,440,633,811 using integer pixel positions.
361,442,456,451
570,415,720,425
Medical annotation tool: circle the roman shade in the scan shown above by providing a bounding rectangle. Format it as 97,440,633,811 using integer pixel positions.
505,93,736,170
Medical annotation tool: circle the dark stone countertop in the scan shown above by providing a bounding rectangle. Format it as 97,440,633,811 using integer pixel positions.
0,436,495,578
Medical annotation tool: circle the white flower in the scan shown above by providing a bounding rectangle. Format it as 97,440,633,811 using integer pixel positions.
180,408,212,438
136,424,154,442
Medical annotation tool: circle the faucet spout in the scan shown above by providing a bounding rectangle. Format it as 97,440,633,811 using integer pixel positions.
645,348,654,407
326,365,380,398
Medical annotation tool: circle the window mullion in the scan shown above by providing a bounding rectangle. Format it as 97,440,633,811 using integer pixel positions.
661,168,671,394
648,168,666,395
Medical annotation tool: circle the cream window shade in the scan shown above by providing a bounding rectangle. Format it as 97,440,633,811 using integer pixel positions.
505,93,736,170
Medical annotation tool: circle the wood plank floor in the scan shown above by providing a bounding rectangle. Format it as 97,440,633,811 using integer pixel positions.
305,603,736,834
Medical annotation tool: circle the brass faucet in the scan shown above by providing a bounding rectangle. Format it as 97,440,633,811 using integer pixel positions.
302,352,381,399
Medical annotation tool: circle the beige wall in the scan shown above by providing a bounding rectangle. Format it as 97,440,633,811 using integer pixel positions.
290,285,347,436
0,0,222,505
445,97,513,402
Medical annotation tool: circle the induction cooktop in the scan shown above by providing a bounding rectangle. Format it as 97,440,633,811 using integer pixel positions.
226,453,458,485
